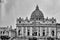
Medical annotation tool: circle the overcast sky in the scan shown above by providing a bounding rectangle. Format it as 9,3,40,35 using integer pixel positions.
0,0,60,28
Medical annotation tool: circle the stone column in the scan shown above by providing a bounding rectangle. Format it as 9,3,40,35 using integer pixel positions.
40,27,42,36
21,27,24,36
26,27,27,36
16,27,18,36
54,28,56,37
30,27,32,36
49,27,51,37
45,28,47,36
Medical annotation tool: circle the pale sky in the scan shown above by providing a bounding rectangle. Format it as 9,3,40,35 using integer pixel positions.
0,0,60,28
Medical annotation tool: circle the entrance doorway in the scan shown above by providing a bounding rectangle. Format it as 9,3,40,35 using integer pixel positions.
47,37,54,40
33,37,37,40
29,37,37,40
0,35,10,40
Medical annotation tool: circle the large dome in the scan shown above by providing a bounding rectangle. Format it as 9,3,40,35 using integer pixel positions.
30,5,44,21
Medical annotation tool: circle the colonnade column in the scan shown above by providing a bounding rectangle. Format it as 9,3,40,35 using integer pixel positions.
30,27,32,36
45,28,47,36
26,27,27,36
21,27,24,36
54,28,56,37
16,27,18,36
40,27,42,36
49,28,51,37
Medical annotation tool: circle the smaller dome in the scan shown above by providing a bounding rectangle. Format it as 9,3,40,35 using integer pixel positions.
30,5,44,21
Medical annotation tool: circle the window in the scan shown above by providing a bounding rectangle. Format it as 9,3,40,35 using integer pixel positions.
39,18,40,20
0,31,1,34
18,30,21,35
19,21,21,23
52,21,54,23
32,32,37,36
36,18,38,20
43,32,45,36
39,29,40,36
27,32,30,36
39,33,40,36
43,30,45,36
3,31,5,34
0,31,2,34
27,29,30,36
51,30,54,36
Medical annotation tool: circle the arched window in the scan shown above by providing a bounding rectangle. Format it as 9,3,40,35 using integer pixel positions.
1,31,2,34
39,33,40,36
3,31,5,34
52,21,54,23
51,30,54,36
39,18,40,20
32,32,37,36
27,32,30,36
27,30,30,36
39,29,40,36
18,30,20,35
43,30,45,36
19,21,21,23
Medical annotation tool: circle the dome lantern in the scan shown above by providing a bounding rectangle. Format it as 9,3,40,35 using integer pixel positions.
36,5,39,10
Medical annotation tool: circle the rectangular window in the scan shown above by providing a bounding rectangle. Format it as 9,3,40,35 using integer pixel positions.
27,32,30,36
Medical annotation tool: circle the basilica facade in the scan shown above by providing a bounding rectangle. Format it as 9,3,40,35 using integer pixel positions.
16,5,58,40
